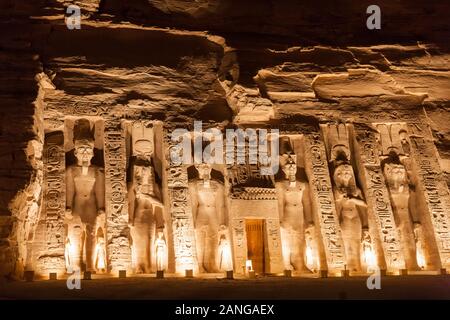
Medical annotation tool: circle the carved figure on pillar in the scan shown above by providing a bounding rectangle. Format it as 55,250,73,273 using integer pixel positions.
155,230,167,271
327,123,371,272
189,163,226,273
332,161,370,272
382,153,421,271
275,153,313,273
65,118,105,272
128,123,164,274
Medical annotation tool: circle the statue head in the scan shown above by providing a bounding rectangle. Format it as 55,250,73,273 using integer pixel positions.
281,154,297,182
399,129,408,142
133,164,154,196
333,163,356,189
157,230,164,240
195,163,212,181
74,139,94,167
385,162,407,179
73,118,95,167
133,139,153,162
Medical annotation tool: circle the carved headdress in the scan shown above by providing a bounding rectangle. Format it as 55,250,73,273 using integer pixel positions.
73,118,95,147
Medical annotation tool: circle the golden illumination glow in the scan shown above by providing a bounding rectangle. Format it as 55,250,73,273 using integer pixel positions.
305,244,314,270
363,246,376,269
417,247,426,269
246,260,253,272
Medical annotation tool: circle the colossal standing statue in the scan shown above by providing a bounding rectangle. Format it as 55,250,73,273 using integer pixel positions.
275,154,314,273
189,163,226,273
383,154,421,270
326,123,371,272
333,162,370,272
65,118,105,272
128,122,164,274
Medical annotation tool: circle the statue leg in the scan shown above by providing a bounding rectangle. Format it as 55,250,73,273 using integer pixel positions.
342,218,362,272
399,223,420,271
84,223,96,272
195,226,207,273
67,217,83,271
291,228,311,273
280,227,292,270
204,226,219,273
132,223,150,273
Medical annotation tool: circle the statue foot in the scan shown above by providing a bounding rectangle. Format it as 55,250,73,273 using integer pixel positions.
297,266,313,274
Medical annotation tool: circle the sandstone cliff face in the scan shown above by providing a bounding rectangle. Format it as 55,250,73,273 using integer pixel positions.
0,0,448,278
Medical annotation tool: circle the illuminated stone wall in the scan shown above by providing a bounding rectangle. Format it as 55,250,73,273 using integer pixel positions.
1,0,450,279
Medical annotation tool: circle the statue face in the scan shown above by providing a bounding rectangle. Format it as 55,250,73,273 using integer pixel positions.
333,164,355,187
74,141,94,166
282,162,297,180
195,163,212,181
134,165,153,195
384,163,407,184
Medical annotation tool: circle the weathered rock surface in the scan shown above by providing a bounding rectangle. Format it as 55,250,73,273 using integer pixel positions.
0,0,449,278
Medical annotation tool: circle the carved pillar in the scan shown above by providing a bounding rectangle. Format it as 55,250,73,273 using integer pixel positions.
353,125,404,271
304,132,345,272
165,131,198,273
34,131,66,275
408,123,450,269
104,120,132,273
230,216,247,274
265,217,284,273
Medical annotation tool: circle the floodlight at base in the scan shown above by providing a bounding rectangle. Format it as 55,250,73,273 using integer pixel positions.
185,269,193,278
341,270,349,278
49,272,57,280
440,268,447,275
399,269,408,276
284,270,292,277
380,269,387,277
319,270,328,278
24,271,34,282
157,270,164,278
118,270,127,278
84,271,92,280
226,270,233,279
248,271,256,279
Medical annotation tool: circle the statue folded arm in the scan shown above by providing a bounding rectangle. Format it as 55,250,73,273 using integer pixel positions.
302,183,314,227
275,183,285,224
189,182,199,228
127,181,136,226
409,188,421,225
216,183,226,227
358,205,369,230
66,167,75,217
95,168,105,212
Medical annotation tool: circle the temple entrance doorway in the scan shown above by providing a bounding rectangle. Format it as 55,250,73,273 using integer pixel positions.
245,219,265,274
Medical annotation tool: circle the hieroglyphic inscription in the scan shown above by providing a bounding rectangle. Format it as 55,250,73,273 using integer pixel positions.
408,124,450,267
165,131,197,272
104,120,132,272
231,218,246,273
354,126,404,270
40,131,66,272
304,133,345,270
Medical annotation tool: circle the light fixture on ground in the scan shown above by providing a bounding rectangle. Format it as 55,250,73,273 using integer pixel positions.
24,271,34,282
284,270,292,277
157,270,164,278
119,270,127,278
49,272,57,280
226,270,233,279
185,269,193,278
84,271,92,280
319,270,328,278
